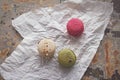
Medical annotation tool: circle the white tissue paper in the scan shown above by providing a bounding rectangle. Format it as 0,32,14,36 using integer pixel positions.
0,0,113,80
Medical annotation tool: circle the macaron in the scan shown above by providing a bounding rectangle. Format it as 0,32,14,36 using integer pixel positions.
67,18,84,37
58,49,76,67
38,38,56,58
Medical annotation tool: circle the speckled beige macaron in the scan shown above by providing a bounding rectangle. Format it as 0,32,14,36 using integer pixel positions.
38,38,56,58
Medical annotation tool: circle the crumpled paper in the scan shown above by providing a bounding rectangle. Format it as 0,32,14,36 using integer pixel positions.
0,0,113,80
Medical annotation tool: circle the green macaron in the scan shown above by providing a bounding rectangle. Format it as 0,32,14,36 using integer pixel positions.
58,48,76,67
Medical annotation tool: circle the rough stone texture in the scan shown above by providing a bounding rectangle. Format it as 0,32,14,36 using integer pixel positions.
0,0,120,80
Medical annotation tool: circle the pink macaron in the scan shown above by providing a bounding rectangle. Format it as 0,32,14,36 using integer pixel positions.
67,18,84,37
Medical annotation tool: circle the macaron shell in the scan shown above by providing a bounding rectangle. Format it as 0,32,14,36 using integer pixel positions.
58,49,76,67
67,18,84,36
38,39,56,58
